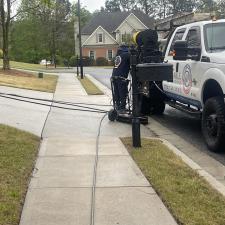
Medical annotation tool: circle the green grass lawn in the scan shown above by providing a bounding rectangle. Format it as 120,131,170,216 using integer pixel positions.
78,76,103,95
0,60,68,71
121,138,225,225
0,124,40,225
0,70,58,93
0,60,47,71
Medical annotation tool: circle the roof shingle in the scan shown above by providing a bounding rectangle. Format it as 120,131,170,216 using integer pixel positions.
81,11,154,35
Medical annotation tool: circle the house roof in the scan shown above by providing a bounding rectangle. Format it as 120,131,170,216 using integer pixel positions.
81,11,154,35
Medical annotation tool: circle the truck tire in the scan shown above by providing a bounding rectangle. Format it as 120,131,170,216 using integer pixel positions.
202,97,225,152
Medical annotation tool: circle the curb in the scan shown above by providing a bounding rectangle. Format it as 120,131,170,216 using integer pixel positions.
161,138,225,197
85,74,112,98
87,73,225,198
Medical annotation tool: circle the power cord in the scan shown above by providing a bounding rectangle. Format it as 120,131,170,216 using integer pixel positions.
0,94,108,114
90,113,107,225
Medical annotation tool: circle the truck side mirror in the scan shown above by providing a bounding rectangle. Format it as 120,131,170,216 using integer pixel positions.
173,40,188,61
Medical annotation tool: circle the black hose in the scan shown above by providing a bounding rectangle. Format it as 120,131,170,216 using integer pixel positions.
0,92,112,107
0,94,108,114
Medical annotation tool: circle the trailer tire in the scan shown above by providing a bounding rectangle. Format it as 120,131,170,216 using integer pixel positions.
202,97,225,152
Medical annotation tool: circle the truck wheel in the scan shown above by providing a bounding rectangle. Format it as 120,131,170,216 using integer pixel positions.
202,97,225,152
108,109,117,121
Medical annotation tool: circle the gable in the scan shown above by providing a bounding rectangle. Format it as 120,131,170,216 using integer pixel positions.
116,13,148,34
126,13,148,30
82,26,118,46
117,20,135,34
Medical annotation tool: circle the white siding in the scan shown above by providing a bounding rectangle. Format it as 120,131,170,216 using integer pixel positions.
83,27,117,46
81,35,89,44
115,14,148,43
126,14,147,30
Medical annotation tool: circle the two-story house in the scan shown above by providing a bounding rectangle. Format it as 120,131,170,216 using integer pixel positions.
81,11,154,61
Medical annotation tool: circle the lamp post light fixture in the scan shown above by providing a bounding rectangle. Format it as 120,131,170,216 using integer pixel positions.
78,0,84,79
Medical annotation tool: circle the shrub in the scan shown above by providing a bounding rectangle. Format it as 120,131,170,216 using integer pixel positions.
55,55,63,66
108,57,115,66
83,56,95,66
69,56,96,67
96,57,108,66
69,56,78,67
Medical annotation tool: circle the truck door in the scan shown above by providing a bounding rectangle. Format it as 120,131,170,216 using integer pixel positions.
163,28,186,97
181,26,203,108
164,26,203,108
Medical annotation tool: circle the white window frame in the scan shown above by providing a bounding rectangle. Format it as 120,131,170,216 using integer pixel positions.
98,33,103,43
89,50,95,60
107,49,113,60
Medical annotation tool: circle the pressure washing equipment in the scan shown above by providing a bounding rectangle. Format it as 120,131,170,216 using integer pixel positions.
108,29,173,147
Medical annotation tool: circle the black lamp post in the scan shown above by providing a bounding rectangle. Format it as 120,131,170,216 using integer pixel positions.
78,0,84,79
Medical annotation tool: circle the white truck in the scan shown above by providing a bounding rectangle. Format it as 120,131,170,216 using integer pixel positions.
146,19,225,152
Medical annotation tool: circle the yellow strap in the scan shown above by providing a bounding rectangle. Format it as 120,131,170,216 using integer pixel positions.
133,32,140,44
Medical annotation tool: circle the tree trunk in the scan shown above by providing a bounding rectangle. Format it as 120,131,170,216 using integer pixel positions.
0,0,11,70
2,25,10,70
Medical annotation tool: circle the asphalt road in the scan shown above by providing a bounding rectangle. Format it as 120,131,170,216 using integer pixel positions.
84,67,225,165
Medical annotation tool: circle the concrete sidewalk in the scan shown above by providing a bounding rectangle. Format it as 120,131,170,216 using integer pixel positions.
19,74,177,225
0,85,53,136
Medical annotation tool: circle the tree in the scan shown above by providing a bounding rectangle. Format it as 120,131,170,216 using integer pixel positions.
119,0,137,11
10,0,91,66
138,0,158,17
15,0,74,67
167,0,197,16
157,0,170,18
105,0,121,12
217,0,225,18
71,2,92,27
197,0,217,13
0,0,13,70
0,0,51,70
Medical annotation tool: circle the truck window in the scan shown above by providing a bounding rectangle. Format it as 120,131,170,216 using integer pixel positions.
204,22,225,52
168,28,186,55
186,27,201,47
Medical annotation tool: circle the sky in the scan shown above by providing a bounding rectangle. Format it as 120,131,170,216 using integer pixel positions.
72,0,105,12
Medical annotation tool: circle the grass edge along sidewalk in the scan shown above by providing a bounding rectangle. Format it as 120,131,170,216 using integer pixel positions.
0,124,40,225
78,76,103,95
0,70,58,93
121,137,225,225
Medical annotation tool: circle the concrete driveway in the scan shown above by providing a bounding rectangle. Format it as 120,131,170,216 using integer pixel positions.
0,85,53,136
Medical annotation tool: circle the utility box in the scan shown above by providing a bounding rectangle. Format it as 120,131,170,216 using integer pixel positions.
38,72,44,79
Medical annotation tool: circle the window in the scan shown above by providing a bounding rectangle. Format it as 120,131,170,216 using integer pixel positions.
90,50,95,60
98,33,103,43
169,28,186,54
204,22,225,52
186,26,201,48
107,50,113,60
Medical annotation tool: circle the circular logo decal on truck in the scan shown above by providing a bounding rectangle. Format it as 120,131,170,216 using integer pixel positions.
182,64,192,95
